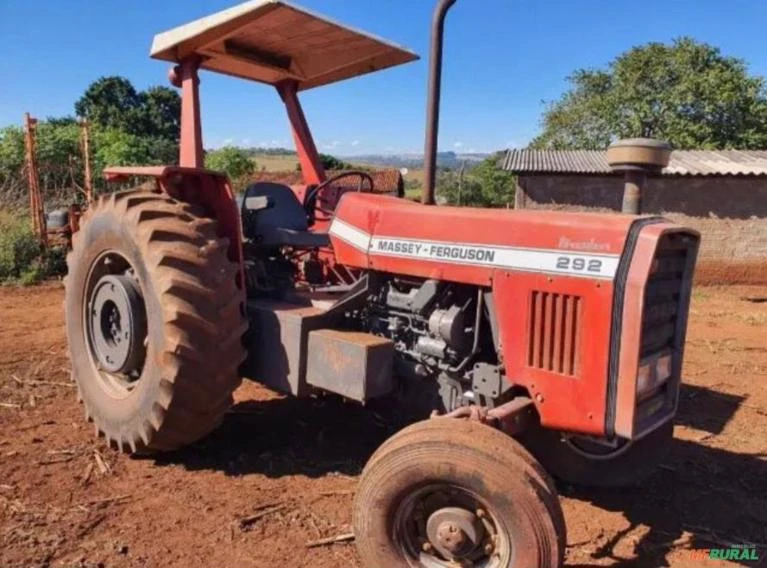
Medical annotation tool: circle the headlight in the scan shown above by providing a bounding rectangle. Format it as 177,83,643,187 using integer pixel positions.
636,352,673,399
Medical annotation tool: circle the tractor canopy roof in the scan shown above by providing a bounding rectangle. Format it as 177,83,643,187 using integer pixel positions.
150,0,419,91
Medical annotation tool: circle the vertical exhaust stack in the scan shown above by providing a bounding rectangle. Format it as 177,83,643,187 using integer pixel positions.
422,0,458,205
606,138,671,214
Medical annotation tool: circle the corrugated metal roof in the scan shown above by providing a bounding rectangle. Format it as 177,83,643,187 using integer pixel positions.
503,149,767,176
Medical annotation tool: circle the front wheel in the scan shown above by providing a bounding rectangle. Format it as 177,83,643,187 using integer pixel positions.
518,419,674,488
353,419,566,568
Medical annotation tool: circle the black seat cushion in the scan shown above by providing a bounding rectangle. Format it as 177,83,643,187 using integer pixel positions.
267,228,330,248
241,182,329,248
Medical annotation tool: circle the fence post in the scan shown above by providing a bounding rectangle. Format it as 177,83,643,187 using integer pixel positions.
23,113,47,248
81,120,93,204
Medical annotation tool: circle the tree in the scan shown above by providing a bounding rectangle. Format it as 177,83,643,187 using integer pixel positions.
531,37,767,150
436,154,515,207
1,77,182,208
75,76,180,142
320,154,353,170
92,128,176,174
205,146,256,182
294,153,354,172
75,77,142,133
137,87,181,142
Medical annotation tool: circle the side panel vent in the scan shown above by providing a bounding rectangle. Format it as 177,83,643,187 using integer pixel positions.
528,291,582,376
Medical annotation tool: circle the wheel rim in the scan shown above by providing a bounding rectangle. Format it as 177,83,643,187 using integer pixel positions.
393,483,512,568
84,251,147,397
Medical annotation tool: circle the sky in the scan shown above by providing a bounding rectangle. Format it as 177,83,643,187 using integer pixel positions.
3,0,767,155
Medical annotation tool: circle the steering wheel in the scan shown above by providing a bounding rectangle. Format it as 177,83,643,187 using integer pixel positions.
304,171,375,222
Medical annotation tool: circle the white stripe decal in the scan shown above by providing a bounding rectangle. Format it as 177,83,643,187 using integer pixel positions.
328,218,371,252
329,222,620,279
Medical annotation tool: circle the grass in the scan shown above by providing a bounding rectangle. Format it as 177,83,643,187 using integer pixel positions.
692,289,711,301
741,312,767,326
252,154,299,172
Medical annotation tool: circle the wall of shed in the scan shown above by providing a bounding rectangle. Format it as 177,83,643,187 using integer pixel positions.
516,174,767,284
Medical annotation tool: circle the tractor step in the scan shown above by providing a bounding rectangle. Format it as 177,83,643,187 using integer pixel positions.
306,329,394,403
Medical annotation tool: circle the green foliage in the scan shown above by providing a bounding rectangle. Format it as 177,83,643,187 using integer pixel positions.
92,128,176,171
75,76,141,131
295,154,354,171
0,126,25,181
1,76,182,208
0,213,40,282
532,37,767,150
205,146,256,184
436,154,515,207
243,147,296,157
75,76,181,143
320,154,353,170
139,87,182,142
0,212,68,285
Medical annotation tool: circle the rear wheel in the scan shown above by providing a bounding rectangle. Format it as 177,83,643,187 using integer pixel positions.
353,419,565,568
65,190,247,453
518,419,674,488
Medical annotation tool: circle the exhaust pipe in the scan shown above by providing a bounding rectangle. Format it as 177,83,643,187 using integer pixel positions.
606,138,671,215
422,0,457,205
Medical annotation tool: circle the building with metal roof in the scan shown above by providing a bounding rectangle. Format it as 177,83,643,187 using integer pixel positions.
503,149,767,176
503,148,767,285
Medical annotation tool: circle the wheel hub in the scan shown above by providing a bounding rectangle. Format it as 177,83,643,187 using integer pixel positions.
88,274,146,374
426,506,485,559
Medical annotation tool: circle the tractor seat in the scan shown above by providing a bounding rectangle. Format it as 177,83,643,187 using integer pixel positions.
241,182,330,248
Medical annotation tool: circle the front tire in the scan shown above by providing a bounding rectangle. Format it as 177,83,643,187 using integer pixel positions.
353,419,566,568
65,190,247,453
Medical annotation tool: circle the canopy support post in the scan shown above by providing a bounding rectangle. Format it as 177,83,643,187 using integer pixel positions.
171,56,204,168
277,80,326,185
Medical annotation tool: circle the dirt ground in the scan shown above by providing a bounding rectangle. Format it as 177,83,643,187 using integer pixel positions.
0,283,765,568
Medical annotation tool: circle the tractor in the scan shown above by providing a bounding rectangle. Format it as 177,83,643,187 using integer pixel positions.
64,1,700,566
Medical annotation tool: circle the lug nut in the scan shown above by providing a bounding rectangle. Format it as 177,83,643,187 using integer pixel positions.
422,542,433,553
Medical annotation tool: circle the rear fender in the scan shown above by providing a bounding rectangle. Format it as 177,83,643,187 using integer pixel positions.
103,166,244,285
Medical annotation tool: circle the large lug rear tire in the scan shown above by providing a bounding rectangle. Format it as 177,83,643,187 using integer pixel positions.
518,419,674,488
64,190,247,453
353,419,566,568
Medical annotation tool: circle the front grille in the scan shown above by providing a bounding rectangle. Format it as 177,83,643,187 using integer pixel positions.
641,233,696,359
634,231,698,427
527,291,582,376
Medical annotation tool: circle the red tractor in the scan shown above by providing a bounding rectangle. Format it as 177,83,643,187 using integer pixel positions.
64,1,700,566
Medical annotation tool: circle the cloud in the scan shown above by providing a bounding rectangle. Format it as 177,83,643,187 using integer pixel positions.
453,141,464,149
241,138,251,146
351,140,360,147
322,140,341,150
222,138,234,146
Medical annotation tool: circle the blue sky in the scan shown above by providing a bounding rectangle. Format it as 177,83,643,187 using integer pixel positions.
3,0,767,155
